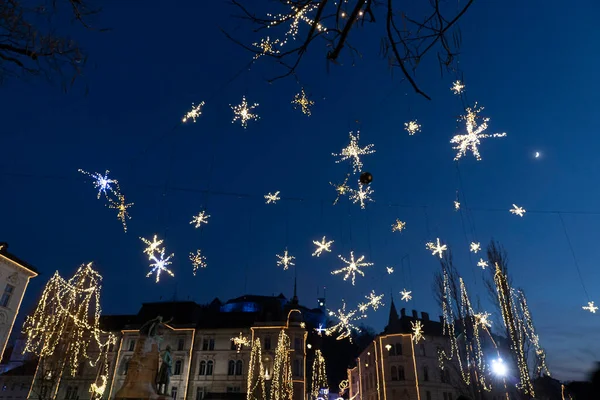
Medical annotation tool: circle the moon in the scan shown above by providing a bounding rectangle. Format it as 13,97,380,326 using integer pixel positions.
534,151,540,158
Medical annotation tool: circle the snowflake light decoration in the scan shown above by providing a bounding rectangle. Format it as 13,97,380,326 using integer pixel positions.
426,238,447,259
330,174,351,205
252,37,281,60
332,131,375,173
358,302,368,313
411,320,425,343
264,191,281,204
348,181,374,209
267,2,324,46
189,250,207,275
510,204,526,217
454,200,461,211
474,312,492,328
400,289,412,302
276,249,295,270
231,96,260,128
315,323,327,336
392,219,406,232
231,332,250,353
312,236,334,257
190,210,210,228
364,290,384,311
78,169,119,199
450,80,465,95
140,235,164,258
404,120,421,135
108,195,133,232
331,251,373,285
477,258,489,269
583,301,598,313
386,266,394,274
291,89,314,116
325,301,363,342
182,101,205,123
470,242,481,253
147,249,175,283
450,104,506,161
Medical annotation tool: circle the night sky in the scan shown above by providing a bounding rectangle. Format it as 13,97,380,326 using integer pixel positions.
1,0,599,382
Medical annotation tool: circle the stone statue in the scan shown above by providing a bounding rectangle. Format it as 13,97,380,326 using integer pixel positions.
156,345,173,395
140,316,172,342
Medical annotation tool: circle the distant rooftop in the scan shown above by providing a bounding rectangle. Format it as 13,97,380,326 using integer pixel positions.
0,243,38,276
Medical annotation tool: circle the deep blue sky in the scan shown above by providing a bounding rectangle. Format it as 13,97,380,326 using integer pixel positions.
1,0,599,382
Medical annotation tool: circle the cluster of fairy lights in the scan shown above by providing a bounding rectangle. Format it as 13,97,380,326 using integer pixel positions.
311,350,328,399
140,234,175,282
182,101,205,123
325,301,364,341
404,120,421,135
450,103,506,161
271,330,294,400
265,191,281,204
391,219,406,232
247,338,266,400
276,249,295,270
78,169,133,232
266,2,325,47
358,290,384,313
231,96,260,128
291,89,314,116
231,332,250,353
312,236,334,257
189,250,207,275
331,251,373,285
333,131,375,173
22,263,116,394
426,238,447,258
411,320,425,343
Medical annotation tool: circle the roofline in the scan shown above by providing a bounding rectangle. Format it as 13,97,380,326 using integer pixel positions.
0,249,38,277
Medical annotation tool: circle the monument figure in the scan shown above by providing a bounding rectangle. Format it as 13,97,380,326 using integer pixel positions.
156,345,172,395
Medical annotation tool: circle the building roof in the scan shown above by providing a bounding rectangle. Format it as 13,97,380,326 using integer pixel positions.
0,243,38,276
0,360,38,376
384,306,444,336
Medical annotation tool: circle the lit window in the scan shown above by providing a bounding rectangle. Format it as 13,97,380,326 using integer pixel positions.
0,284,14,308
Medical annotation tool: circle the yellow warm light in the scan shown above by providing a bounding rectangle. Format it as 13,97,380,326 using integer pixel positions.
450,80,465,95
425,238,447,258
291,89,314,116
332,131,375,174
348,181,374,209
470,242,481,253
311,349,328,399
450,103,506,161
386,266,394,274
410,321,425,343
271,330,294,400
330,174,350,205
400,289,412,302
232,332,250,353
477,258,489,269
190,210,210,228
190,250,207,275
248,338,267,400
108,194,133,232
182,101,205,123
231,96,260,128
312,236,334,257
253,37,281,60
510,204,526,217
391,219,406,233
276,249,295,270
265,191,281,204
331,251,373,285
325,301,364,341
404,120,421,135
583,301,598,313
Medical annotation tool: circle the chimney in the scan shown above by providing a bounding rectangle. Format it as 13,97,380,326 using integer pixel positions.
400,308,406,317
421,312,429,321
412,310,418,319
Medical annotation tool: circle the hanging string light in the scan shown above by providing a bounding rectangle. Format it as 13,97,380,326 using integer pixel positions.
311,350,328,399
247,339,266,400
325,301,364,342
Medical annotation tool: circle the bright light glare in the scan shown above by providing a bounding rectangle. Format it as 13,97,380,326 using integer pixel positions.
491,358,508,377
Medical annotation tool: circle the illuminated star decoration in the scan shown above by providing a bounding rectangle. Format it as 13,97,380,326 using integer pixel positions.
190,210,210,228
182,101,205,123
364,290,385,311
477,258,489,269
392,219,406,232
189,250,207,275
252,37,281,60
325,301,364,342
140,235,164,258
330,174,351,205
291,88,314,116
411,320,425,343
300,322,306,328
454,200,461,211
470,242,481,253
583,301,598,313
276,249,295,270
386,266,394,274
231,332,250,353
147,249,175,283
400,289,412,302
230,96,260,128
450,103,506,161
332,131,375,173
510,204,526,217
108,195,133,232
474,312,492,328
404,120,421,135
331,251,374,285
426,238,447,259
78,169,119,200
348,181,374,209
314,324,327,336
450,80,465,95
264,191,281,204
312,236,334,257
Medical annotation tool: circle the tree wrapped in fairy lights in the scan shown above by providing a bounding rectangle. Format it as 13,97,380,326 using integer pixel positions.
22,262,116,400
310,350,328,399
270,330,293,400
247,338,267,400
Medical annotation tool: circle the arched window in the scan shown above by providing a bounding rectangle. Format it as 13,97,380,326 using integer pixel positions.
423,366,429,381
174,360,182,375
398,366,405,380
228,360,235,376
206,361,214,376
199,361,206,376
235,360,243,376
391,366,398,381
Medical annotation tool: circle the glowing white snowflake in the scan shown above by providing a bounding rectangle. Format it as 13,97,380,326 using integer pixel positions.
147,249,174,283
182,101,205,123
231,96,260,128
404,120,421,135
392,219,406,232
332,131,375,173
108,195,133,232
190,210,210,228
583,301,598,313
315,323,327,336
231,332,250,353
276,249,295,270
264,191,281,204
400,289,412,302
348,182,374,209
426,238,447,259
189,250,207,275
78,169,119,199
325,301,364,342
477,258,489,269
470,242,481,253
332,251,373,285
357,302,369,313
474,312,492,328
510,204,526,217
450,80,465,95
450,104,506,161
454,200,461,210
140,235,164,258
411,320,425,343
364,290,384,311
252,37,281,60
386,266,394,274
330,174,351,205
291,89,314,116
312,236,334,257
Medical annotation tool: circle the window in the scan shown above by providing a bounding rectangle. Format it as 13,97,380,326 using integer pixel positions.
423,366,429,382
293,359,301,377
419,343,426,356
65,386,72,399
171,386,178,400
206,360,214,376
65,386,78,400
444,369,450,383
264,336,271,350
177,338,185,351
10,383,16,391
235,360,243,376
395,343,403,356
0,284,14,308
231,340,237,351
391,366,398,381
443,393,448,400
397,366,405,380
226,387,241,393
20,383,26,391
195,387,205,400
426,391,431,400
128,339,135,352
199,361,206,376
209,339,214,350
228,360,235,376
202,339,209,351
448,393,453,400
440,368,446,383
77,362,85,376
294,338,302,350
174,360,182,375
122,359,130,375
